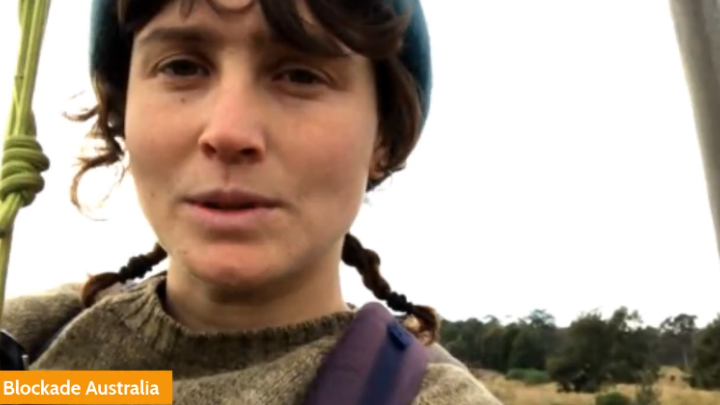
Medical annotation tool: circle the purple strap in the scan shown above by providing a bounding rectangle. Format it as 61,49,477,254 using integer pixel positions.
303,302,429,405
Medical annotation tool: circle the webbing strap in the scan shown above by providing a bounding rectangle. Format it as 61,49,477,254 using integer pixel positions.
302,303,428,405
0,0,53,353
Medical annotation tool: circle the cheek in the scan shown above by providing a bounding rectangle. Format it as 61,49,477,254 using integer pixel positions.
124,89,192,198
288,109,377,219
125,84,194,184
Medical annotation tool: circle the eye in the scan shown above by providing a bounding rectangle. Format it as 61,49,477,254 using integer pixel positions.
276,68,324,85
158,58,209,77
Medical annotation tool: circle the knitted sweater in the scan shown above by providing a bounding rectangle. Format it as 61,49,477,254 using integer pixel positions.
2,275,502,405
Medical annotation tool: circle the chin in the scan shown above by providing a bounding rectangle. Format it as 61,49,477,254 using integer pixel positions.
181,243,283,292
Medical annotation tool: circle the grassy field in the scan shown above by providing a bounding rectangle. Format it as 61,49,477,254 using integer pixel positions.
474,367,720,405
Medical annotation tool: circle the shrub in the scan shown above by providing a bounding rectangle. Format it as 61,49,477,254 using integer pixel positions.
595,392,632,405
634,370,661,405
506,368,551,385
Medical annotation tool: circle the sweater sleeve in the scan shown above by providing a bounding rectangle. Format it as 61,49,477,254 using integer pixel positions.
427,342,468,370
1,283,84,358
415,363,503,405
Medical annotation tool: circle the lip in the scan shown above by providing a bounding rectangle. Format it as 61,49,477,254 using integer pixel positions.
182,189,282,233
185,189,282,209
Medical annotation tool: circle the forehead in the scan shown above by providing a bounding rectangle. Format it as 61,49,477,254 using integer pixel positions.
146,0,264,27
134,0,330,52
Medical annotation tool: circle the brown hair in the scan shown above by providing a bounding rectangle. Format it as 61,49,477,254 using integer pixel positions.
70,0,438,343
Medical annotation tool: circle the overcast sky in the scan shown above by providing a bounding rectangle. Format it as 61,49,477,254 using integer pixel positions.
0,0,718,327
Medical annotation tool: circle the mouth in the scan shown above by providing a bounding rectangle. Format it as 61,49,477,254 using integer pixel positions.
185,190,281,211
196,201,267,210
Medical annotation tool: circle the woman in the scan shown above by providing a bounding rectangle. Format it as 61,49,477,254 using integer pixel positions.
3,0,502,403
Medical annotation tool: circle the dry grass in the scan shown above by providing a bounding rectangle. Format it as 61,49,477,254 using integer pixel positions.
474,367,720,405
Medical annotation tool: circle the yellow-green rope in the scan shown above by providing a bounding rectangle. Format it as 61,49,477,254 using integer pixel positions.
0,0,52,330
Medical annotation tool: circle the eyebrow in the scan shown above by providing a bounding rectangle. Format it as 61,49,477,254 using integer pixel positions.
135,26,280,50
136,26,222,47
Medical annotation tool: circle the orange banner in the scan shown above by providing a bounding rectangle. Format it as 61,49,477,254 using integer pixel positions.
0,370,173,404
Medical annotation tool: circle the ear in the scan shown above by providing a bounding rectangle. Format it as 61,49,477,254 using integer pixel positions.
368,135,389,182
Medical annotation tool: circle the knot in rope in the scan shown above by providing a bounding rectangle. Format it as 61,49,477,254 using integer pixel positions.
0,135,49,236
0,136,49,205
0,0,53,360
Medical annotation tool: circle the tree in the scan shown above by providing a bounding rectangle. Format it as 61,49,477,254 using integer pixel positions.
478,319,507,372
658,314,697,370
525,309,556,330
605,308,658,384
507,310,557,371
508,327,546,370
689,315,720,389
547,311,613,392
547,307,657,393
439,317,485,366
437,305,710,390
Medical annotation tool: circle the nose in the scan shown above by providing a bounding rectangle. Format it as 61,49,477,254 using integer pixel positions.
198,78,267,165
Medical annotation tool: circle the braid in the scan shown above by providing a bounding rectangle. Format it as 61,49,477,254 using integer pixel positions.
81,243,167,307
341,233,439,344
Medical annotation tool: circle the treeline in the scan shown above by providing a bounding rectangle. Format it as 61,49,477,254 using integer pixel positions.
438,308,720,392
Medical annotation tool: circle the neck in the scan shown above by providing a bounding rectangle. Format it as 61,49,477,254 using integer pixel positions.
164,252,349,333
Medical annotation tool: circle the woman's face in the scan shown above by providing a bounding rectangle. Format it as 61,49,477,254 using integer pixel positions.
124,0,381,292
